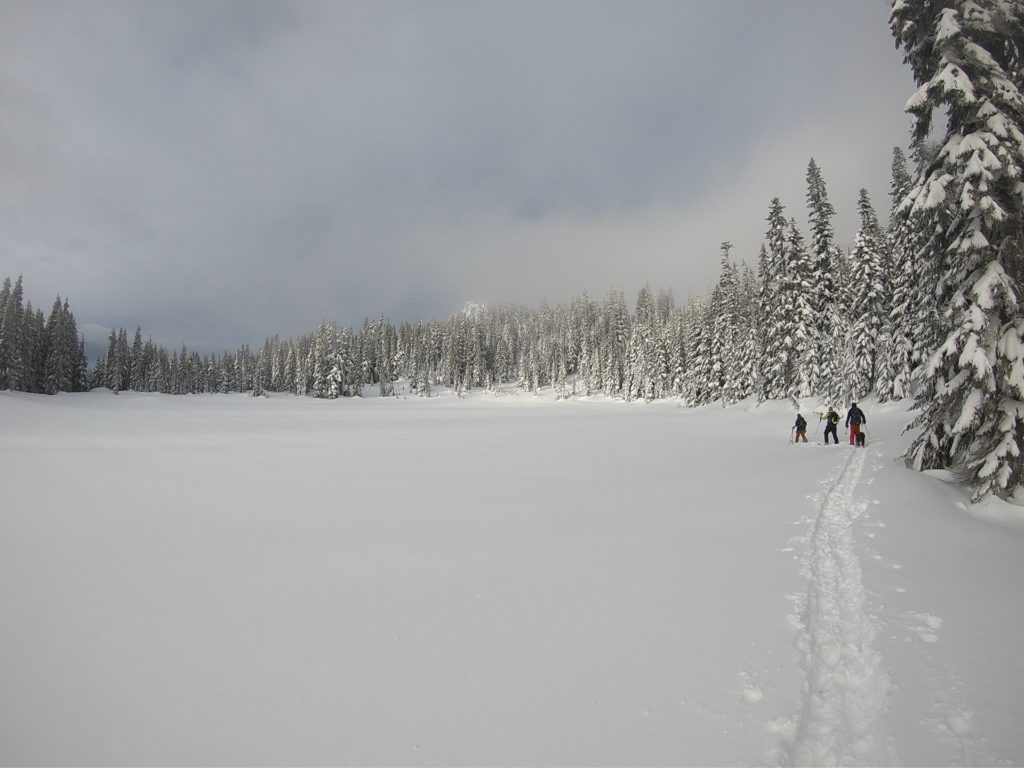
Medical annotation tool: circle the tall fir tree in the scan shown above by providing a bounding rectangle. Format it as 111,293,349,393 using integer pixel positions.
602,289,628,396
783,219,817,398
0,277,25,390
43,296,71,395
734,263,761,401
0,277,10,388
311,323,330,398
759,199,793,399
891,0,1024,499
625,285,660,401
103,329,120,392
128,327,145,391
805,159,841,395
62,301,84,392
22,301,40,393
684,297,713,405
0,277,9,328
848,190,888,400
709,243,740,405
885,146,920,400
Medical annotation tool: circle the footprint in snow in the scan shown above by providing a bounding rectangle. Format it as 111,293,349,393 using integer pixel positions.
737,669,766,705
944,708,973,736
741,687,764,704
910,612,943,643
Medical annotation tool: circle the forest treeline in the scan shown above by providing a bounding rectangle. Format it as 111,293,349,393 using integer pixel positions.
0,151,924,406
1,1,1021,501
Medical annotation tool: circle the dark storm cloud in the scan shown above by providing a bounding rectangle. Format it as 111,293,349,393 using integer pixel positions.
0,0,913,352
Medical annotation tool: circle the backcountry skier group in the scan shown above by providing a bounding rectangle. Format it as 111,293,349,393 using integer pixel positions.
790,403,867,446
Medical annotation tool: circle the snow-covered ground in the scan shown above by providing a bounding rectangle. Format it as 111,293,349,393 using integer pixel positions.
1,388,1022,766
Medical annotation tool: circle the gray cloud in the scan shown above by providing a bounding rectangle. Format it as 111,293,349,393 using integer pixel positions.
0,0,914,353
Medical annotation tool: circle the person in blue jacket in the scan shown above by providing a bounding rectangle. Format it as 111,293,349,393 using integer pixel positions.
793,413,808,443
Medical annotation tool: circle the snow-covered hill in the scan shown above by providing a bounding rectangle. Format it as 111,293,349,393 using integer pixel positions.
0,389,1021,765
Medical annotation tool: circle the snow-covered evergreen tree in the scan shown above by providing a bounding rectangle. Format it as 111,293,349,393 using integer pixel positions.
310,323,330,398
847,190,888,400
103,329,120,392
43,297,71,395
294,352,307,396
59,302,83,393
0,276,25,391
783,219,817,398
368,320,394,396
494,334,510,390
0,277,9,331
76,335,88,392
731,263,760,401
269,337,282,392
0,278,9,390
21,301,41,393
625,285,660,401
708,244,741,404
885,147,920,399
327,326,354,398
759,199,795,399
252,350,267,397
684,297,713,405
127,328,143,391
602,289,628,396
806,159,842,396
891,0,1024,499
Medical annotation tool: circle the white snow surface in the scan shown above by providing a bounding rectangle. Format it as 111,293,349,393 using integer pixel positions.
1,388,1022,766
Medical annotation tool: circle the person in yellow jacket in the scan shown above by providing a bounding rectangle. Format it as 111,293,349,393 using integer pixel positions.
823,407,840,444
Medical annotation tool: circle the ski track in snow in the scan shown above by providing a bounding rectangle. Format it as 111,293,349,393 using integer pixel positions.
783,447,894,767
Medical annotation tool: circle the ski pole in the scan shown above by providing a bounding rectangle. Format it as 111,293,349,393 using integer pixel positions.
814,415,822,437
789,426,795,444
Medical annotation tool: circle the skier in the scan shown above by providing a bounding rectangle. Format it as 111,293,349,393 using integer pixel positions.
793,413,808,443
823,407,840,444
846,402,867,446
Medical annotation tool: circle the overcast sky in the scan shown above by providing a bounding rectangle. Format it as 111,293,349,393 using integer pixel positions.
0,0,915,353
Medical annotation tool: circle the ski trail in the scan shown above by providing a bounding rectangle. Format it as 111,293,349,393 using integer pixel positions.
785,448,893,767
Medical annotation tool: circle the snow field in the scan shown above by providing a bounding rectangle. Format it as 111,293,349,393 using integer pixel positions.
0,389,1021,765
